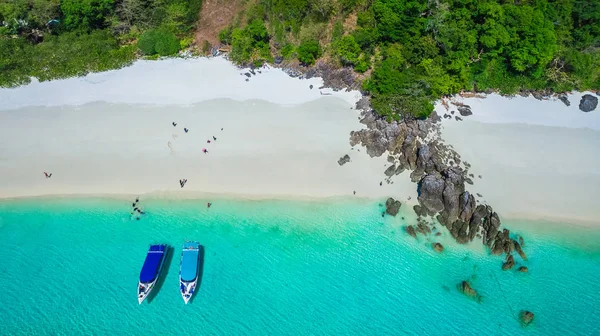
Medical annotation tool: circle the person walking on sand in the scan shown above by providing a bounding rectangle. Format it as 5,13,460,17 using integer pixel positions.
180,179,187,188
207,139,211,143
43,172,52,178
213,136,217,141
184,128,189,133
203,148,208,154
172,122,177,127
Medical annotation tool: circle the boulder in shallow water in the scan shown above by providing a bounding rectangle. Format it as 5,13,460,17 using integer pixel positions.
514,240,528,261
337,154,351,166
518,266,529,273
502,254,515,270
405,225,417,238
519,311,535,326
432,242,444,253
385,198,402,216
458,281,479,301
579,94,598,112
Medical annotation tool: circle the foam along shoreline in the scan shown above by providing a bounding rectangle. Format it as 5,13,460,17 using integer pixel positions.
0,57,360,110
0,98,418,203
436,93,600,226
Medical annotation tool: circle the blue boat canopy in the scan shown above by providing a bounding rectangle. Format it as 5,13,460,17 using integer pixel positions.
181,242,200,282
140,244,166,283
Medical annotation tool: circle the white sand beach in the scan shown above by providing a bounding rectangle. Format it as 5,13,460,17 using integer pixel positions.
0,58,417,202
437,93,600,226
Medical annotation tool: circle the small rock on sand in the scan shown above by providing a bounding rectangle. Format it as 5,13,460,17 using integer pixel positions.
337,154,351,166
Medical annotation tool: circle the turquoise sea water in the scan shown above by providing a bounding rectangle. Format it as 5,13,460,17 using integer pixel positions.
0,197,599,335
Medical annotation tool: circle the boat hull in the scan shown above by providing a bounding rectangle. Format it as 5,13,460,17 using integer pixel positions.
138,244,168,304
179,241,201,304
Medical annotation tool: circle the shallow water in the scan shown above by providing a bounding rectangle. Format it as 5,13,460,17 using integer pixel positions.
0,197,598,335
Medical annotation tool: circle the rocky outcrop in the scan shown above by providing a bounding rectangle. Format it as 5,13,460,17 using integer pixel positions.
337,154,351,166
519,311,535,326
502,254,515,270
432,242,444,253
579,94,598,112
385,198,402,216
518,266,529,272
349,99,525,258
458,281,480,301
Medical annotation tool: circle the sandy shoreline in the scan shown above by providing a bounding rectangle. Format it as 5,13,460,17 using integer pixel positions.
1,57,598,228
0,98,418,204
436,93,600,227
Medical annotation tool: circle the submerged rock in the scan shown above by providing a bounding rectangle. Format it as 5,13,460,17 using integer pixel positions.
514,241,528,261
385,198,402,216
405,225,417,238
337,154,351,166
519,311,535,326
502,254,515,270
518,266,529,273
458,281,480,301
432,242,444,253
579,94,598,112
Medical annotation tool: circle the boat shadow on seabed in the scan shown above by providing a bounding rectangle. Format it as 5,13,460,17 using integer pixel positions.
147,246,175,304
188,245,206,304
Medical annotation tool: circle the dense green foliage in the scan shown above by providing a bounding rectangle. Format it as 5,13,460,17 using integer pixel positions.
138,29,180,56
2,0,600,121
0,0,201,87
221,0,600,119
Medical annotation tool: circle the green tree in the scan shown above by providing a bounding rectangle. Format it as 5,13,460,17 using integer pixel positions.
297,39,321,65
60,0,116,31
335,35,360,66
138,29,180,56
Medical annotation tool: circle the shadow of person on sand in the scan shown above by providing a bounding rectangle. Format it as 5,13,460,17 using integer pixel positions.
188,245,206,304
147,246,174,304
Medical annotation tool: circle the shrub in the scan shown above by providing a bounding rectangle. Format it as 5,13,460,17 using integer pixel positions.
138,29,180,56
297,40,321,65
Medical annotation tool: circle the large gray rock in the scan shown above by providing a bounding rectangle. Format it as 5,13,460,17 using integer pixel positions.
337,154,351,166
579,94,598,112
417,174,445,214
457,105,472,116
385,198,402,216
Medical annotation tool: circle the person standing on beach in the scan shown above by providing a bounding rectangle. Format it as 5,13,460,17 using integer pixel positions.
44,172,52,178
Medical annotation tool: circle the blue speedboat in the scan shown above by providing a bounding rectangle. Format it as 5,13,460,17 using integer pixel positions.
179,241,201,304
138,244,168,304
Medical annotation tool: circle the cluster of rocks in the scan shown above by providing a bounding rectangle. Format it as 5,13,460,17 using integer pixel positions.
349,97,527,262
